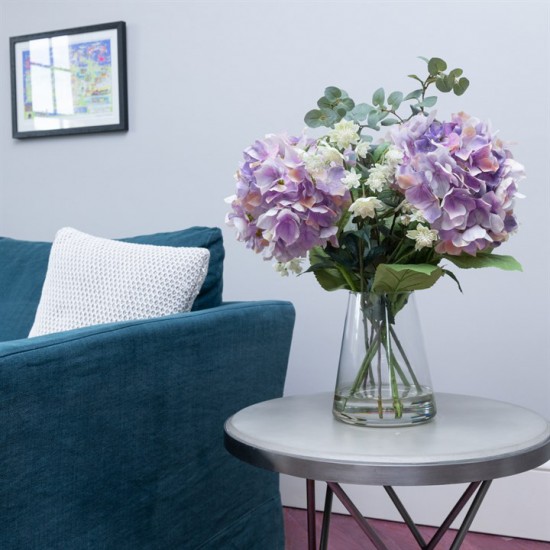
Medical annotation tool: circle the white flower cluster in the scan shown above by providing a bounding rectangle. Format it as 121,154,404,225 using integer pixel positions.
398,201,427,226
328,120,360,149
274,259,304,276
406,224,439,250
302,142,343,179
366,146,404,193
349,197,383,219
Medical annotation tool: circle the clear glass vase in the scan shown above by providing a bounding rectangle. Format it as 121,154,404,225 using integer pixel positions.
333,291,436,427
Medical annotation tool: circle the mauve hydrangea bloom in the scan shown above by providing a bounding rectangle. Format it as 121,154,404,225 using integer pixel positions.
390,112,525,255
226,133,351,263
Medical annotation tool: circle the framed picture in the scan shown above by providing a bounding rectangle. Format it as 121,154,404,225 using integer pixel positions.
10,21,128,139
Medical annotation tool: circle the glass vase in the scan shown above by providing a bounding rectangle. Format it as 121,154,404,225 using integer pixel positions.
333,291,436,427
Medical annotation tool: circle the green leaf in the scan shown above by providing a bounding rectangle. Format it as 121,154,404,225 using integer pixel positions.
304,109,324,128
449,68,463,78
435,77,453,93
348,103,372,122
408,74,423,83
372,87,385,107
428,57,447,76
371,142,390,163
387,91,403,109
443,269,463,293
372,264,444,293
317,97,333,109
453,77,470,96
367,109,381,130
404,89,423,101
324,86,342,101
410,104,422,115
304,108,339,128
417,56,429,63
420,96,438,108
338,97,355,111
380,118,400,126
308,247,355,291
443,252,522,271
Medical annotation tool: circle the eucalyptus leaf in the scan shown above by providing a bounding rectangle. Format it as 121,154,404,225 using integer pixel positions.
443,252,522,271
349,103,373,122
404,89,423,101
317,97,333,109
380,118,400,126
449,68,463,78
324,86,342,101
408,74,423,83
435,77,453,93
417,56,430,63
372,264,444,293
304,109,324,128
453,77,470,96
372,87,385,106
338,97,355,111
367,109,381,129
387,91,403,109
428,57,447,76
410,104,422,115
420,96,438,108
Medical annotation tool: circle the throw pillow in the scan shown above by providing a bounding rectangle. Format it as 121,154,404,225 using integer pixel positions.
28,227,210,337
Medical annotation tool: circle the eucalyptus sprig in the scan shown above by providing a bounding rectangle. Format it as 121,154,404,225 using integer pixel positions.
304,56,469,132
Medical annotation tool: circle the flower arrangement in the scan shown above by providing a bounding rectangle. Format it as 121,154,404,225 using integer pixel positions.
226,57,524,296
226,57,525,424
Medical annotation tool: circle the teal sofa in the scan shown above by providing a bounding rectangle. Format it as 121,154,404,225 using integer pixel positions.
0,227,295,549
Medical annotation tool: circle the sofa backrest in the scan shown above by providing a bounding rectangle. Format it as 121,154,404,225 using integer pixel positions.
0,227,224,342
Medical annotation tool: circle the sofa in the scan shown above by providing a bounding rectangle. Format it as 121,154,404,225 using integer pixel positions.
0,227,295,549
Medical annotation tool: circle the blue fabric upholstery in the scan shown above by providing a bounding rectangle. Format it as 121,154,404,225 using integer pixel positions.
0,226,225,343
0,230,294,549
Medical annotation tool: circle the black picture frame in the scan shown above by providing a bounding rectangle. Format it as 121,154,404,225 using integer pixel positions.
10,21,128,139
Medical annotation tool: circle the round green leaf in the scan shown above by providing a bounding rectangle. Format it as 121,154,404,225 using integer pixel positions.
387,90,403,109
420,96,438,108
372,87,385,107
435,77,452,93
453,77,470,96
317,97,333,109
324,86,342,101
428,57,447,76
304,109,323,128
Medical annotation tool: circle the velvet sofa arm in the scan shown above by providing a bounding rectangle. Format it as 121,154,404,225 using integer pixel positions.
0,301,295,550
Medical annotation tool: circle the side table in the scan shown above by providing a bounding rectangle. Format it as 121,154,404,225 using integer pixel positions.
224,392,550,550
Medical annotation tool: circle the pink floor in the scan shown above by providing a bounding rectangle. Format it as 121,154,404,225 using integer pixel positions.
284,507,550,550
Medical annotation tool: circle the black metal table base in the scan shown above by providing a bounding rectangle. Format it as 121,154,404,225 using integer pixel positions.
306,479,493,550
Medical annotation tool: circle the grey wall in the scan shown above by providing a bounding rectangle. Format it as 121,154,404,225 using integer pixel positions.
1,0,548,418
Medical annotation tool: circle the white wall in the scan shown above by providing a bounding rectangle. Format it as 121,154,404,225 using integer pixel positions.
0,1,548,416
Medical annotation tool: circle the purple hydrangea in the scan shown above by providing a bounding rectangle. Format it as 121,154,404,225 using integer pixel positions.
390,112,525,255
226,134,351,263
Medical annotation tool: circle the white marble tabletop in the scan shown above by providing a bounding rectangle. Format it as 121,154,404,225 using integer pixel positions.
224,392,550,485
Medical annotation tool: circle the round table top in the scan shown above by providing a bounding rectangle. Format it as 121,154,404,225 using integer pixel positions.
224,392,550,486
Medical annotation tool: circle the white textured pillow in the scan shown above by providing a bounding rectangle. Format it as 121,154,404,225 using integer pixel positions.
29,227,210,337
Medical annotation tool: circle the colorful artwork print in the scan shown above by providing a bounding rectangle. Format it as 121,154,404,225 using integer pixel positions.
22,38,113,119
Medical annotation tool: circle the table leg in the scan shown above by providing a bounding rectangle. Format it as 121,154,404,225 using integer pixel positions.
319,484,333,550
306,479,317,550
449,480,492,550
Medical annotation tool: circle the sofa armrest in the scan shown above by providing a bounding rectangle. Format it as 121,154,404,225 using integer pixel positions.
0,301,295,549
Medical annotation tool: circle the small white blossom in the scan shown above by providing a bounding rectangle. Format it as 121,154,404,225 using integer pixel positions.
355,141,371,159
328,120,360,149
349,197,384,219
302,152,327,179
274,259,303,276
318,142,344,165
341,169,362,189
385,146,404,166
366,164,392,192
406,224,439,250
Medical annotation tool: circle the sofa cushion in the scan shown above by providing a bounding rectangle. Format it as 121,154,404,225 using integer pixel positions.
0,226,224,342
29,228,210,337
